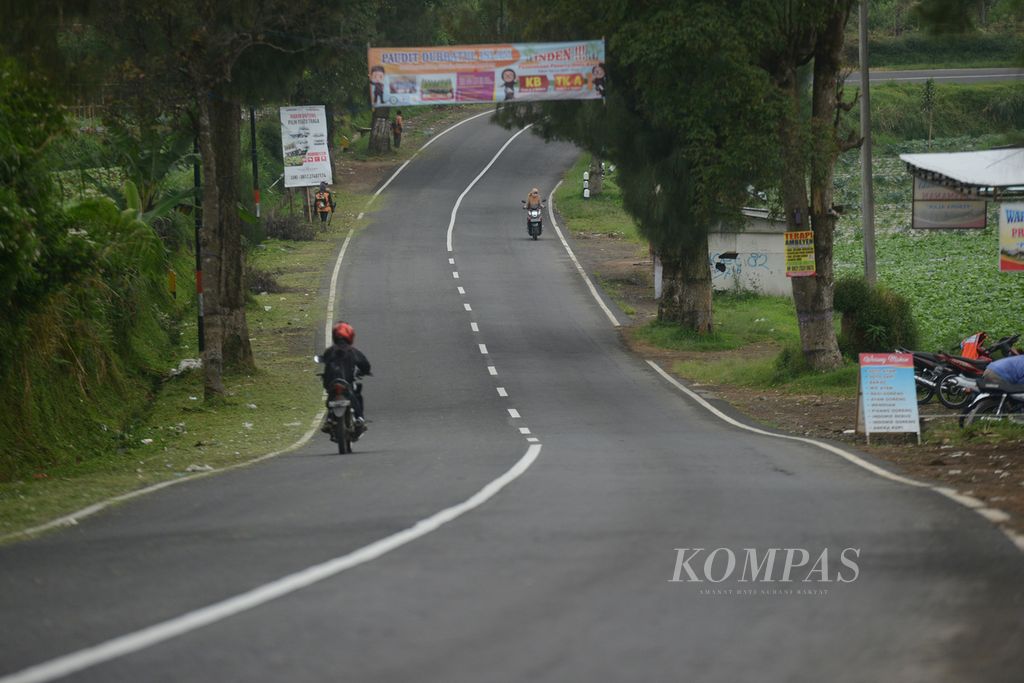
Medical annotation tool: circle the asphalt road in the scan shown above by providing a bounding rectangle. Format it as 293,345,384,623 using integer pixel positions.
847,66,1023,84
2,114,1023,682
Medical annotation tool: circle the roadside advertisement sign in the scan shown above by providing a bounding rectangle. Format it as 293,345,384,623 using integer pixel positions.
857,353,921,443
280,106,332,188
999,202,1024,272
784,231,815,277
912,177,986,229
367,40,606,108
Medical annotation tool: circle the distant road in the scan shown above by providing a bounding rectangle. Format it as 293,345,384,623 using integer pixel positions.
847,66,1023,84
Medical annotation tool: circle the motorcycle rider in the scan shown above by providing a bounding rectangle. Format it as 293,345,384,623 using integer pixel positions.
319,321,371,435
524,187,543,210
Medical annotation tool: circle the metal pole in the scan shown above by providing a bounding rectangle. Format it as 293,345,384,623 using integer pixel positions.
859,0,877,285
250,106,260,218
193,137,205,353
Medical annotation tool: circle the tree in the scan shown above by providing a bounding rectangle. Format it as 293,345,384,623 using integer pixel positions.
503,0,780,330
85,0,365,397
749,0,860,371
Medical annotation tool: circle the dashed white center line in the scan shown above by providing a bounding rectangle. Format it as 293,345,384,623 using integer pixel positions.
357,212,365,220
487,366,498,376
471,322,479,332
497,387,508,397
452,271,460,279
457,286,466,295
448,258,455,265
526,437,539,443
479,344,488,354
464,303,473,311
508,408,521,418
519,427,531,434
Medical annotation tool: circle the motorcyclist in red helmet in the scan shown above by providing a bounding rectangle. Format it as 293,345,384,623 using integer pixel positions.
319,321,371,434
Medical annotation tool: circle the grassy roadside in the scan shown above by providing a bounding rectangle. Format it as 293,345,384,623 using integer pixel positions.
0,191,368,540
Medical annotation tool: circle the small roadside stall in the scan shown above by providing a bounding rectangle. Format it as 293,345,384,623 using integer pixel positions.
899,148,1024,271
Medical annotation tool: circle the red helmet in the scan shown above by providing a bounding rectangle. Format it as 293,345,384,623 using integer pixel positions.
332,321,354,344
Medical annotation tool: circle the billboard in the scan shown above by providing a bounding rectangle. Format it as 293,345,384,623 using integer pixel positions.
368,40,605,107
280,106,333,188
912,177,986,229
999,202,1024,272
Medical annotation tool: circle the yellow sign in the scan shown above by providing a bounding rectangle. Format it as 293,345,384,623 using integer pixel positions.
785,231,816,277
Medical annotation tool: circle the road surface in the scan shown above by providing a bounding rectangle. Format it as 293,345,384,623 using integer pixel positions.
2,114,1023,683
847,66,1023,84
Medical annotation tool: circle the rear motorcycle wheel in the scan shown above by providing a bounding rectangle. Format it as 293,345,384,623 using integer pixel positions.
960,397,1002,428
334,412,352,454
937,374,972,410
915,370,936,404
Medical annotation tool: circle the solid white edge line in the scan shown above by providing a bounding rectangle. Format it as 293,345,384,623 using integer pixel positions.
646,359,1024,551
1,445,543,683
3,109,495,543
547,182,620,327
446,124,534,252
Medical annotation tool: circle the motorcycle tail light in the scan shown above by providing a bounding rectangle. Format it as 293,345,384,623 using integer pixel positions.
333,384,347,397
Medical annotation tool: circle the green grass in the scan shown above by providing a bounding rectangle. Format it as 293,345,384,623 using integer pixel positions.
843,32,1024,69
554,155,643,242
634,292,800,351
346,105,491,160
0,204,366,539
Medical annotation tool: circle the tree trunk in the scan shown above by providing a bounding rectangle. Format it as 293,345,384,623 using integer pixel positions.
589,156,603,196
210,94,254,373
789,2,849,372
657,232,713,333
197,93,255,398
368,107,391,154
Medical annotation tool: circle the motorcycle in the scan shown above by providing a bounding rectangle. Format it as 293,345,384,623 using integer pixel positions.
898,347,947,405
934,334,1021,410
314,355,367,454
959,375,1024,428
522,200,544,240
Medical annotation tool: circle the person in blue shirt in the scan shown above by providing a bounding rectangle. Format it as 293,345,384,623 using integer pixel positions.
983,354,1024,385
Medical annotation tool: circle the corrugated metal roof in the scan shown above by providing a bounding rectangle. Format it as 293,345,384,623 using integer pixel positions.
900,148,1024,189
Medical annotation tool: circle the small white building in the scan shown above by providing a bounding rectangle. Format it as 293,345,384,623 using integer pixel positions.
707,208,791,297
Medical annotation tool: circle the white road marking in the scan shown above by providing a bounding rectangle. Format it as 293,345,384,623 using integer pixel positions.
357,212,364,220
478,344,488,354
519,427,531,434
646,360,1022,551
497,387,508,397
471,322,479,332
1,446,543,683
449,258,455,265
488,366,498,376
452,271,460,279
458,287,466,295
464,303,473,312
508,409,521,418
527,437,539,443
547,183,620,327
447,125,534,252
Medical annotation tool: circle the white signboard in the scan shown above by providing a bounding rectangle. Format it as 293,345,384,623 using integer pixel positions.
857,353,921,443
280,106,332,188
912,177,986,229
999,202,1024,272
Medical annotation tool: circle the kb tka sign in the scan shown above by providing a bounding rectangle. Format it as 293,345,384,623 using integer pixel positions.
669,547,861,583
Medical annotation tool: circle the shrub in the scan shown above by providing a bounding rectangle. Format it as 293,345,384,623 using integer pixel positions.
263,212,318,241
834,275,919,356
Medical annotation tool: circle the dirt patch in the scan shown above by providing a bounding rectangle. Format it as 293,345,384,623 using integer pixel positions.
563,220,1024,538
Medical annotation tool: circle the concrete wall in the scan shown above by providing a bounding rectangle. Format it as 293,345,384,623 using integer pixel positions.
708,208,791,298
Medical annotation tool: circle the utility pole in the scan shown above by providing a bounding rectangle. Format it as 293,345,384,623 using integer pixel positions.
193,138,205,353
250,106,260,218
859,0,877,285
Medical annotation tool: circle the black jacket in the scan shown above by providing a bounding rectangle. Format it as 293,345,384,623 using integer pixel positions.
320,342,371,387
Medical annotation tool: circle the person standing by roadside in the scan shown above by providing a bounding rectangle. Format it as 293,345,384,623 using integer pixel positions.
314,181,336,224
391,110,404,149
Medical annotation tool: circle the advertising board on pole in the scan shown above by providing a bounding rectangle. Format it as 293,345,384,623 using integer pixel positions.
999,202,1024,272
912,177,986,229
367,40,605,107
856,353,921,444
784,231,816,277
280,106,333,188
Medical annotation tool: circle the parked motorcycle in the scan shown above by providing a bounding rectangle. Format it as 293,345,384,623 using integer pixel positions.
522,200,544,240
898,348,947,405
314,355,366,454
959,376,1024,428
934,334,1021,410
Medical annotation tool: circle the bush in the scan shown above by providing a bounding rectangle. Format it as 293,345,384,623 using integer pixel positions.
834,275,919,356
263,212,318,241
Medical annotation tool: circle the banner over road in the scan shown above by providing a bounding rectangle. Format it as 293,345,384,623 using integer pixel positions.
368,40,605,107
